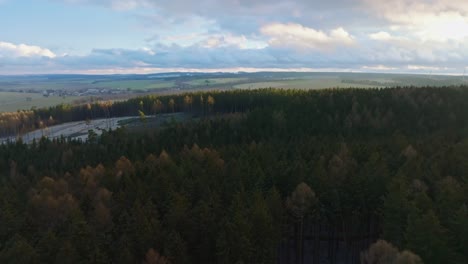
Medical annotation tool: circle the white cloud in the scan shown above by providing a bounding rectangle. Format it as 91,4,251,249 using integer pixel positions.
369,31,392,41
156,30,267,50
362,65,398,71
330,28,353,42
365,0,468,42
141,47,155,55
0,41,56,58
199,34,267,49
260,23,354,51
415,12,468,41
407,65,446,71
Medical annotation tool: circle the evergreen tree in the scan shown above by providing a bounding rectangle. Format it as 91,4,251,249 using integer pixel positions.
405,210,454,264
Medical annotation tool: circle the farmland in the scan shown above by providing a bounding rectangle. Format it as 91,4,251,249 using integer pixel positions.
186,77,248,86
0,72,466,113
0,92,79,112
89,80,175,91
234,77,382,90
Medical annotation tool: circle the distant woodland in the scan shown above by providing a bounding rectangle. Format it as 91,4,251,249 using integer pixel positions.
0,87,467,263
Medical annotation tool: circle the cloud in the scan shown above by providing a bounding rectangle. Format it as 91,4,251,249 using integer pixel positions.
199,34,264,49
407,65,447,71
151,30,267,50
0,41,56,58
364,0,468,42
58,0,150,10
1,40,467,75
362,65,398,71
260,23,354,51
4,0,468,74
54,0,367,35
369,31,392,41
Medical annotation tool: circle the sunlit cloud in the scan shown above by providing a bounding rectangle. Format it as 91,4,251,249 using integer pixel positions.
0,41,56,58
260,23,354,51
362,65,398,71
365,0,468,42
369,31,392,41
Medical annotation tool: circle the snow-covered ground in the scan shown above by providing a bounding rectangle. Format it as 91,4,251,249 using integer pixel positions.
0,116,139,144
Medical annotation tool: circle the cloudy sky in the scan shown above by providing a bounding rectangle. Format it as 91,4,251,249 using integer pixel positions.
1,0,468,74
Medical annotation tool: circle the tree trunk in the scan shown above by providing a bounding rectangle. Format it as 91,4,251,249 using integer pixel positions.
299,217,304,264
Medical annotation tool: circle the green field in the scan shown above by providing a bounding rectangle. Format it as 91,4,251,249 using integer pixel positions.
0,92,79,112
234,78,382,90
0,78,175,92
92,80,175,90
0,78,93,91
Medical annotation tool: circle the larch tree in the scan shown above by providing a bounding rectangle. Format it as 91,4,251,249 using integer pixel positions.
168,99,175,113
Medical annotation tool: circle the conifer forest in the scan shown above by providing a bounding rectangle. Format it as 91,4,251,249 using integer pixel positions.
0,87,467,263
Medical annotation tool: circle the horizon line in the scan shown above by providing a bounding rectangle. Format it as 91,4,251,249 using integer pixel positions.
0,69,464,77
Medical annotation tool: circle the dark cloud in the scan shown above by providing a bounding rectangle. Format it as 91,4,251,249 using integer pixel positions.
1,40,467,74
37,40,465,73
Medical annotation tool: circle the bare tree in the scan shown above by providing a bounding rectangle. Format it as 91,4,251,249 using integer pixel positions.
361,240,423,264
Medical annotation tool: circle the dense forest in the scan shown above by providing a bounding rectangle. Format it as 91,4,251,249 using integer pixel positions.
0,87,467,263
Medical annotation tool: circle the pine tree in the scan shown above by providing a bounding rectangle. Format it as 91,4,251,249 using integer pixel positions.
405,210,454,264
382,178,410,248
0,234,39,264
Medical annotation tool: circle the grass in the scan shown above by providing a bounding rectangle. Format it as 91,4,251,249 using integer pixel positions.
0,92,79,112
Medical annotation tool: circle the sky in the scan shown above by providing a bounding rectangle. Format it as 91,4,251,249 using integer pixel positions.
1,0,468,74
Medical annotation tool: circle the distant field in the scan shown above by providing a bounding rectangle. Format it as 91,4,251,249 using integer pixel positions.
92,80,175,90
234,81,288,89
0,92,78,112
1,72,466,112
186,78,248,86
234,78,382,90
0,80,93,91
0,78,176,92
